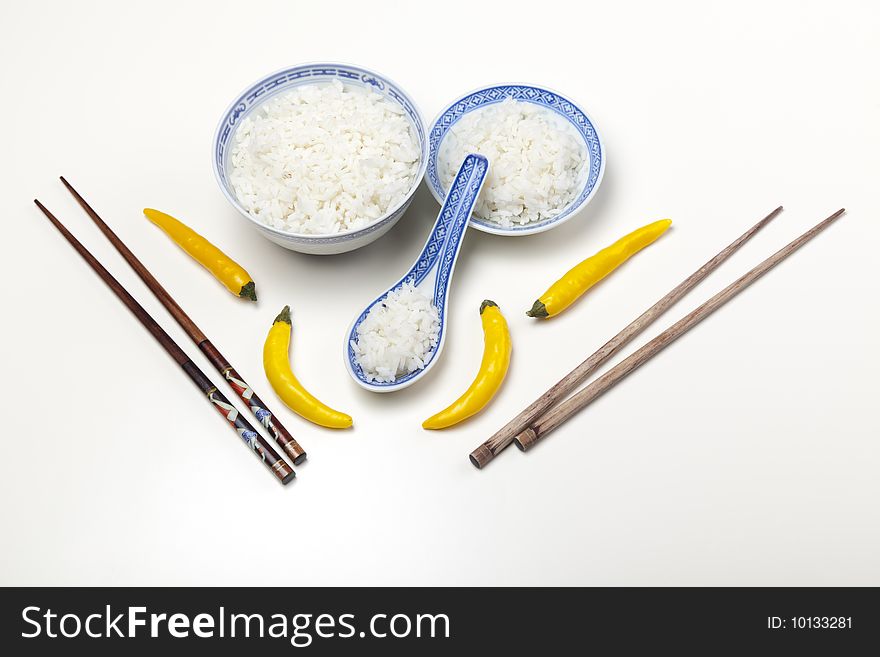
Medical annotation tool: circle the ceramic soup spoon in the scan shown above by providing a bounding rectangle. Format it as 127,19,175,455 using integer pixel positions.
345,154,489,392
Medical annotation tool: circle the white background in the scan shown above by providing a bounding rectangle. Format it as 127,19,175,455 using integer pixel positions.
1,0,878,586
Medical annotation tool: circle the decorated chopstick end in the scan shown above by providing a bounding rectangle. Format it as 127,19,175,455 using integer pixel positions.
281,439,308,465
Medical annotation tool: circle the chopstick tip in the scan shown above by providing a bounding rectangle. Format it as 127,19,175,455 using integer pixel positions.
33,199,54,221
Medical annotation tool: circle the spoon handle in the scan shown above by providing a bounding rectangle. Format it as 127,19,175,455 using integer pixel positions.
433,154,489,303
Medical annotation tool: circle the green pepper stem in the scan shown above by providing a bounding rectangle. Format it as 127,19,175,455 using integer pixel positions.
239,281,258,302
480,299,498,314
526,300,548,318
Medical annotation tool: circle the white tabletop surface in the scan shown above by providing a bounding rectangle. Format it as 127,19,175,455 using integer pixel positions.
2,0,878,586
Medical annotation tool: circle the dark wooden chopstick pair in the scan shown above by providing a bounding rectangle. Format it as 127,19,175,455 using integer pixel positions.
471,206,845,468
35,178,306,485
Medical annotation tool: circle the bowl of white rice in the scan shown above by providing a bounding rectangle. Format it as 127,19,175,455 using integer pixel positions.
426,84,605,235
213,63,428,255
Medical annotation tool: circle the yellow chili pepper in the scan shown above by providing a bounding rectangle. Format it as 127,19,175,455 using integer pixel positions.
527,219,672,318
143,208,257,301
263,306,352,429
423,300,511,430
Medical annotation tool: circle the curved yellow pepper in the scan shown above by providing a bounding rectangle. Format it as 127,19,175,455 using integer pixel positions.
263,306,352,429
144,208,257,301
423,300,511,430
527,219,672,318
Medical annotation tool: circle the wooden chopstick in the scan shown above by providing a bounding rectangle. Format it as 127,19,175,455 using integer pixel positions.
515,208,845,452
59,177,307,465
469,206,783,469
33,199,296,485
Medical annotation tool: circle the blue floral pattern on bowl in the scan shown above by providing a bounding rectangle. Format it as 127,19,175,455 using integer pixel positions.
345,154,489,391
426,84,605,236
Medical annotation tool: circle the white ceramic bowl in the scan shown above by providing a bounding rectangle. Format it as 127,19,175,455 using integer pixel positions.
212,62,428,255
426,83,605,236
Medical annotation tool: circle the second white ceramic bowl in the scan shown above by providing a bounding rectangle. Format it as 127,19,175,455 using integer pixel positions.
426,83,606,236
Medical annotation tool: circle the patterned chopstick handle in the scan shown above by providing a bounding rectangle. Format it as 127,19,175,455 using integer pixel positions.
200,341,307,465
181,360,295,485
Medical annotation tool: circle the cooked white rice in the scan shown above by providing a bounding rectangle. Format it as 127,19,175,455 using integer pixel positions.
437,98,588,227
351,282,440,383
229,79,420,235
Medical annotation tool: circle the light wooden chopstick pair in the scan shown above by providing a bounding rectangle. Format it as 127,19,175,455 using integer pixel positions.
470,206,845,469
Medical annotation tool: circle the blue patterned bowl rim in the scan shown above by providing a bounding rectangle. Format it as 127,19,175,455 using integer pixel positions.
426,82,605,236
212,62,429,243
